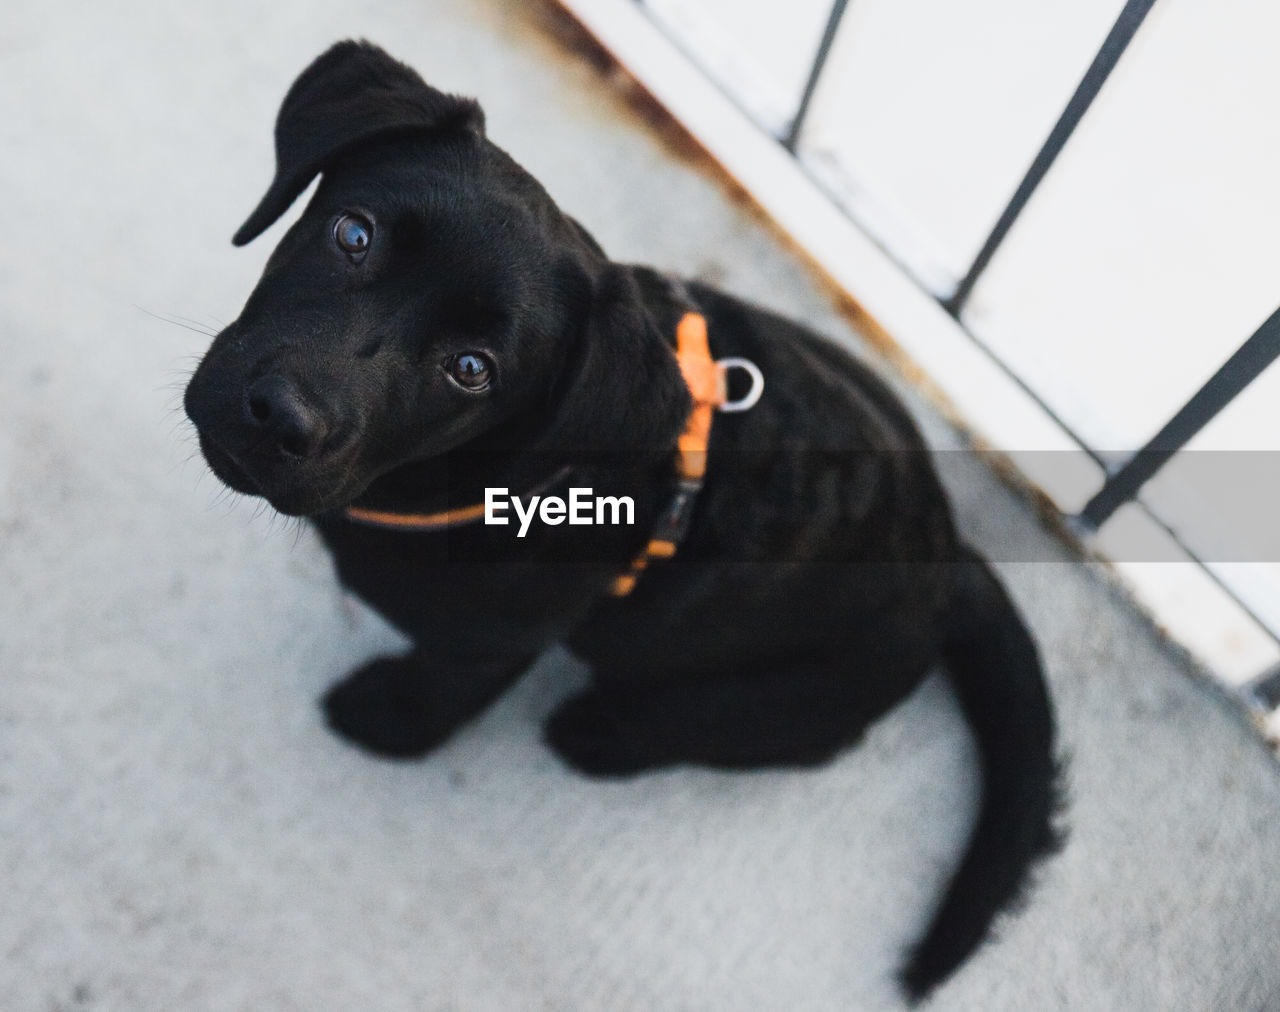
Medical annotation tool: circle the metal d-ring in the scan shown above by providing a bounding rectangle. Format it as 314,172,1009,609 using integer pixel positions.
716,357,764,412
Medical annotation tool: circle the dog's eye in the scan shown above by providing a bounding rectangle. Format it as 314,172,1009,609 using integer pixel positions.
333,214,372,259
446,352,493,392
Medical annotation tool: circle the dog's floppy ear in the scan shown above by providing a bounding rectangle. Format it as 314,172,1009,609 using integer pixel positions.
543,266,691,457
233,40,484,246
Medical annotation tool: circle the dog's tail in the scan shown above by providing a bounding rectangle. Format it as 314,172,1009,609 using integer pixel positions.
899,547,1063,1002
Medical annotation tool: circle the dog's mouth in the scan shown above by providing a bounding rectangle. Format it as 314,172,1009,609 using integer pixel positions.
195,430,369,517
196,433,258,496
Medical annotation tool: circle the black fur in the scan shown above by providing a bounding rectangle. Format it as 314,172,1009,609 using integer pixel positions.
184,41,1062,1001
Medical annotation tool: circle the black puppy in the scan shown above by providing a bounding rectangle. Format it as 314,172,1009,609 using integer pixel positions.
184,41,1060,1001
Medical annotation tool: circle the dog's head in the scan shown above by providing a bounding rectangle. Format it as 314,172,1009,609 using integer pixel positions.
185,41,687,516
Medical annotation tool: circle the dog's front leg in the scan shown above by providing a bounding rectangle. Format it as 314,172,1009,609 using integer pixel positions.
321,650,535,759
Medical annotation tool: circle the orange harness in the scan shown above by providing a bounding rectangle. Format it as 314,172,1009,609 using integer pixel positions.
607,311,723,596
343,467,572,530
343,311,762,597
344,498,483,530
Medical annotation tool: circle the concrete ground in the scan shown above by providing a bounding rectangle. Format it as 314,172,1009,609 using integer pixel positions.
2,1,1279,1008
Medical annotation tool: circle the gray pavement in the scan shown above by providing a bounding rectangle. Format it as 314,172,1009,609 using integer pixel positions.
2,1,1279,1009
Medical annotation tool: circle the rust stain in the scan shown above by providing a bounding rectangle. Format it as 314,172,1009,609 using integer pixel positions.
532,2,937,394
533,1,776,219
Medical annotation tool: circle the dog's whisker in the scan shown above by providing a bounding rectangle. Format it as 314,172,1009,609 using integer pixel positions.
134,305,219,338
173,313,224,336
160,366,203,388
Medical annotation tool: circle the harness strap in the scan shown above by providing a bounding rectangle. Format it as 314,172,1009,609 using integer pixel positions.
609,311,724,597
344,501,487,531
344,467,573,532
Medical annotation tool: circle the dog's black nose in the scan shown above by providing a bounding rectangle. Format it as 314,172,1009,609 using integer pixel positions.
244,375,328,460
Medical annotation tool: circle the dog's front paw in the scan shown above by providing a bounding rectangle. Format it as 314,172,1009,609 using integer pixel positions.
322,655,451,759
544,690,666,778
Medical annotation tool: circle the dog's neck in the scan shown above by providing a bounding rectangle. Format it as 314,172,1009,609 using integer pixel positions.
346,428,584,516
346,269,700,518
338,299,753,598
